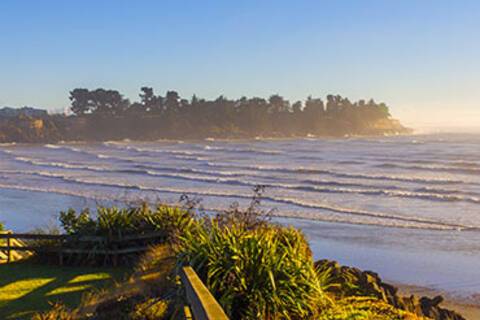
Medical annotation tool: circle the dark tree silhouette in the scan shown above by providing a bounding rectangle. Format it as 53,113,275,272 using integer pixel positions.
63,87,406,141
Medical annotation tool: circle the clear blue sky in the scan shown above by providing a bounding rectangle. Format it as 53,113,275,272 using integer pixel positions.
1,0,479,128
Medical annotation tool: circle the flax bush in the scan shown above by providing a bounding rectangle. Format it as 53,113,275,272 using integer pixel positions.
177,221,326,319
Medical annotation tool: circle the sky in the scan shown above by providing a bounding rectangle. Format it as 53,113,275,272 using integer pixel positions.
0,0,479,130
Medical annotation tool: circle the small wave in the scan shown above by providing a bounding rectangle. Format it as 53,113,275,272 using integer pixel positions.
376,162,480,175
203,144,283,155
2,174,471,231
43,144,104,159
18,160,476,206
44,144,62,149
173,155,210,161
451,161,480,169
134,164,245,178
205,162,463,185
13,156,110,172
204,145,219,151
102,142,206,158
336,160,364,165
269,182,480,205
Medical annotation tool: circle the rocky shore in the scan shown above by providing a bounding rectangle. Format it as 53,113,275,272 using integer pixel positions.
397,284,480,320
315,259,467,320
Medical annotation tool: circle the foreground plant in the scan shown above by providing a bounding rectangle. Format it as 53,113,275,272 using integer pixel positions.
177,221,326,319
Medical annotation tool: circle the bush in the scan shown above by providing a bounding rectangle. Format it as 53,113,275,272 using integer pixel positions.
130,298,169,320
177,221,326,319
317,297,424,320
54,204,196,265
31,303,76,320
59,203,194,239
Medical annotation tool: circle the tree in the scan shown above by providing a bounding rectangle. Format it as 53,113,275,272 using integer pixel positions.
268,94,289,113
69,88,130,116
304,97,324,115
140,87,164,114
70,88,92,115
292,101,302,114
89,89,130,116
67,86,401,138
165,91,180,113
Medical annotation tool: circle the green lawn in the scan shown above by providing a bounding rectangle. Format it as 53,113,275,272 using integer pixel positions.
0,261,127,319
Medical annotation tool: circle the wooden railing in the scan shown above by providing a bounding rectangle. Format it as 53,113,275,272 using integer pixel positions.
0,230,30,263
0,231,166,266
1,231,228,319
181,266,229,320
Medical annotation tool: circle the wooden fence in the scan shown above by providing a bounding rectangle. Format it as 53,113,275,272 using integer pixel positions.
0,230,166,266
0,230,31,263
181,266,229,320
1,231,229,319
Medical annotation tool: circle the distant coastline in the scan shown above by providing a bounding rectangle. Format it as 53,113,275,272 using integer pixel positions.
0,88,411,143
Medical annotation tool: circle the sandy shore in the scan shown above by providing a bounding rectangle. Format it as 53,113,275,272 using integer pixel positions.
394,283,480,320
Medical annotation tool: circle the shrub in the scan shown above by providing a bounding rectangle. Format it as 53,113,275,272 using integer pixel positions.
54,203,196,265
31,303,76,320
214,185,273,230
130,298,169,320
177,221,325,319
59,203,194,239
317,297,424,320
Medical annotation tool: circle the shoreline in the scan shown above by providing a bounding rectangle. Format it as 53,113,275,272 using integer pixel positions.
0,131,415,146
394,282,480,320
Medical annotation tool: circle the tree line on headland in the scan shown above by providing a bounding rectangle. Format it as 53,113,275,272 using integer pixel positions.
0,87,410,143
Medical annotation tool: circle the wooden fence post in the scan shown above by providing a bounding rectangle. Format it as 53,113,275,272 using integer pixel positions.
6,231,12,263
59,248,64,266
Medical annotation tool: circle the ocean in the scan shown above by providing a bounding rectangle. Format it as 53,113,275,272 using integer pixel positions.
1,133,480,299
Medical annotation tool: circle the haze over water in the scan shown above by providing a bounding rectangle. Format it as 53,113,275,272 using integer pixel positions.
1,133,480,299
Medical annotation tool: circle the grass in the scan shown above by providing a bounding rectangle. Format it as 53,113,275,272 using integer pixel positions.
0,261,127,319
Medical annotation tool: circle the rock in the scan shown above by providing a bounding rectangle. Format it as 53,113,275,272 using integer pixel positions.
315,259,466,320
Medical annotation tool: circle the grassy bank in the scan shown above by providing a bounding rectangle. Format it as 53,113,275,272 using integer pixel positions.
0,262,126,319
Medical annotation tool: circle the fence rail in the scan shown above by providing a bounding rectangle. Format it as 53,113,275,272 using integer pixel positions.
181,266,229,320
0,230,166,266
0,230,31,263
1,231,228,319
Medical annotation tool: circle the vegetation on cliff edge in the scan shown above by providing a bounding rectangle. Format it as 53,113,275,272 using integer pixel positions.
0,88,409,143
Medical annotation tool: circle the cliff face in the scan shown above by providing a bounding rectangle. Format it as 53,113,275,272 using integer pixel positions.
0,115,62,143
370,118,412,135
